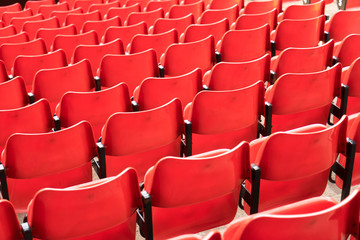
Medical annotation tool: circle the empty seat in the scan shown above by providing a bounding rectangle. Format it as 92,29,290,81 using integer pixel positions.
145,0,179,13
35,24,77,51
99,49,160,93
0,25,17,37
97,98,184,181
0,200,26,240
338,0,360,10
198,4,239,24
151,13,194,36
33,59,97,112
0,60,8,82
340,57,360,116
0,3,22,20
10,14,44,33
104,21,147,48
38,2,70,18
171,232,222,240
133,68,202,111
168,0,205,20
13,49,67,92
125,0,150,9
25,0,55,14
22,16,60,40
105,3,141,23
2,8,32,26
74,0,103,12
26,168,141,239
50,7,83,26
0,77,30,110
88,1,121,18
0,32,29,49
335,34,360,68
126,8,164,29
81,16,121,42
243,0,282,14
277,0,324,21
208,0,244,9
64,10,101,32
232,8,277,30
0,120,96,212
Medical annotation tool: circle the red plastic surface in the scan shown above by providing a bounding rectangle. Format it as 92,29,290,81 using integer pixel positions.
126,8,164,28
198,4,239,24
81,16,121,42
327,10,360,43
0,77,29,110
170,231,222,240
74,0,103,12
152,13,194,35
209,0,244,9
278,0,324,21
0,32,29,51
0,3,21,20
50,7,83,26
104,21,147,47
89,1,120,18
243,0,282,14
2,8,32,26
36,24,77,51
233,8,277,30
38,2,69,18
0,25,16,37
24,0,54,14
0,200,22,240
169,0,205,20
10,14,44,33
65,10,101,32
105,4,141,23
22,16,60,40
146,0,179,13
336,34,360,67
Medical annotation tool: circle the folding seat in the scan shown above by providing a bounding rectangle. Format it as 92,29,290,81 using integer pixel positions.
334,34,360,68
128,29,178,62
171,232,222,240
217,24,270,62
340,57,360,116
0,120,96,212
0,77,30,110
88,1,121,18
50,7,83,26
198,4,239,24
53,30,99,63
64,10,101,33
2,8,32,26
271,15,325,56
0,99,54,154
180,18,228,48
133,68,202,111
0,3,22,20
277,0,324,21
105,3,141,23
22,16,60,40
232,8,277,30
104,21,147,48
33,59,98,112
325,10,360,52
25,168,141,239
125,8,164,29
74,0,104,12
160,35,216,76
151,13,194,36
0,38,47,75
81,16,121,42
125,0,150,9
338,0,360,10
97,98,185,180
38,2,70,18
24,0,55,14
242,0,282,14
184,81,271,155
138,141,260,240
13,49,67,92
99,49,159,93
10,14,44,33
145,0,179,13
35,24,77,51
0,32,29,49
225,188,360,239
270,39,334,83
73,38,124,76
168,0,205,20
0,200,29,240
265,64,345,132
208,0,244,9
0,25,16,37
204,54,270,90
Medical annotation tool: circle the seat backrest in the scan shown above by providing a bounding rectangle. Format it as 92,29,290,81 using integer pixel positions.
0,32,30,49
126,8,164,30
0,60,8,83
168,0,205,20
0,200,22,240
13,49,67,92
336,34,360,67
10,13,44,33
33,59,95,113
22,16,60,40
65,10,101,32
171,231,222,240
0,77,28,110
129,28,178,62
50,7,83,26
0,3,22,20
0,25,17,38
182,18,229,46
73,38,124,76
135,68,202,110
219,24,270,62
280,0,324,20
104,21,147,47
273,39,334,79
38,2,69,18
145,0,179,13
2,8,32,26
53,30,99,63
233,8,277,30
208,0,244,9
74,0,103,12
343,57,360,98
57,83,132,141
27,168,141,239
36,24,77,52
25,0,54,14
162,35,215,76
88,1,120,18
152,13,194,35
266,63,341,132
0,38,47,75
81,16,121,42
125,0,150,9
105,3,141,23
223,188,360,240
99,48,159,93
327,10,360,42
198,4,239,24
207,54,270,90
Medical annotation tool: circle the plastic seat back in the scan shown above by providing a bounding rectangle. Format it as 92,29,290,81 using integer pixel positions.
327,10,360,43
129,29,178,62
2,8,32,26
233,8,277,30
64,10,101,32
36,24,77,52
125,0,150,9
219,24,270,62
144,141,251,239
126,8,164,29
0,3,22,20
161,35,215,76
266,63,341,132
0,77,29,110
2,121,96,211
99,49,159,93
27,168,141,239
278,1,324,20
0,38,47,75
224,189,360,239
10,14,44,33
89,1,121,18
145,0,179,13
81,16,121,42
243,0,282,14
104,21,147,48
134,68,202,110
101,98,183,181
73,38,124,76
0,32,29,48
105,3,141,23
0,60,8,83
181,18,229,47
74,0,103,12
152,13,194,35
25,0,54,14
22,16,60,40
206,54,270,90
342,57,360,115
50,8,83,26
168,0,205,20
13,49,67,92
198,4,239,24
0,200,22,240
57,83,132,141
336,34,360,67
0,25,17,38
38,2,70,18
53,30,99,63
208,0,244,9
339,0,360,10
171,232,222,240
33,60,96,112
